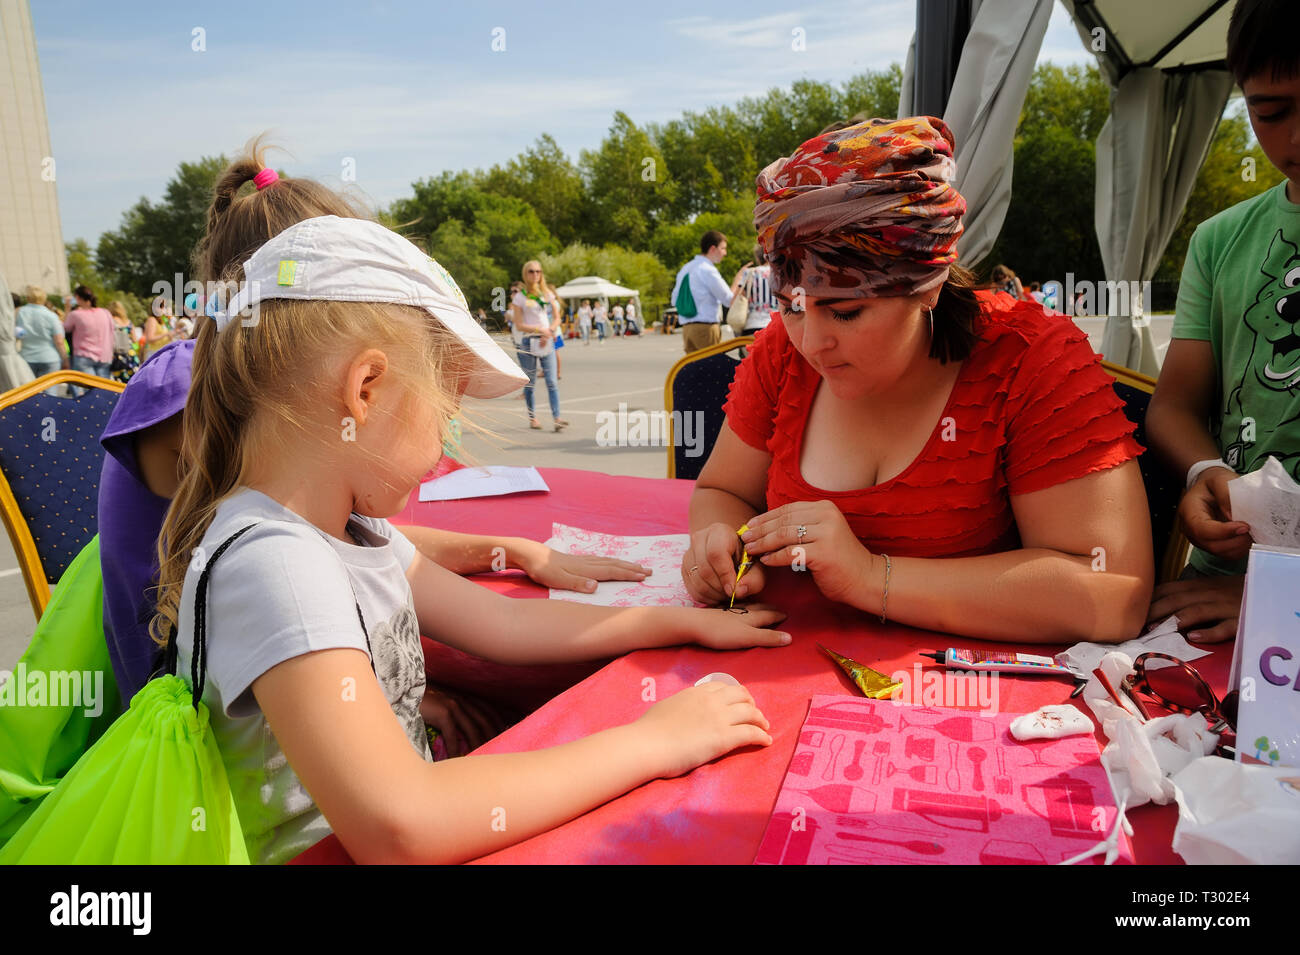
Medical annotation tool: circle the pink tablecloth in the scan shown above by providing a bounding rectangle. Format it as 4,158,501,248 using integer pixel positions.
293,467,1233,865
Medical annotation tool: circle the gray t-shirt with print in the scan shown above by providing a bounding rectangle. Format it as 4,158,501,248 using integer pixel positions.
175,488,430,865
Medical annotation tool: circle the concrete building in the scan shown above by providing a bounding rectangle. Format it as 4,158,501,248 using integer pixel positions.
1,0,68,295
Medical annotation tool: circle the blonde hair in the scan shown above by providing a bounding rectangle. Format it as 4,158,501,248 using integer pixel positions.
152,137,468,648
108,300,129,323
521,260,555,299
24,285,46,305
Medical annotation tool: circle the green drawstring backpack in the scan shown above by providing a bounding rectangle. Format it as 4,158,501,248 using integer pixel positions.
0,527,255,864
0,536,119,842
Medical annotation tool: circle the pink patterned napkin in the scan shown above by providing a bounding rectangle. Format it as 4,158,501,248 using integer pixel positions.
755,696,1130,865
544,523,701,607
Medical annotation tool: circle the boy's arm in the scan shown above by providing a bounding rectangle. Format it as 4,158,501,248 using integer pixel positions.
1145,338,1223,478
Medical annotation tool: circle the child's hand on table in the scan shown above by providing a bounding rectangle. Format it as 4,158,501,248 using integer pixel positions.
636,681,772,778
514,539,650,593
673,605,790,650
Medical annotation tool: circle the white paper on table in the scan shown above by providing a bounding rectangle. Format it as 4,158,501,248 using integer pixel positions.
1228,456,1300,548
1055,614,1212,679
544,522,703,607
418,466,549,502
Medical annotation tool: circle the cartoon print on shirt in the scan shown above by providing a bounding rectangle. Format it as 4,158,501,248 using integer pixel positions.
368,603,431,758
1223,229,1300,477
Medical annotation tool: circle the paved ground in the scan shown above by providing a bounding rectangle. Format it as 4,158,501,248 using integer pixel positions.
0,316,1174,671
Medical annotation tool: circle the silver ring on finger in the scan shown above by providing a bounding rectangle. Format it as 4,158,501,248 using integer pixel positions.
796,524,807,542
690,565,699,573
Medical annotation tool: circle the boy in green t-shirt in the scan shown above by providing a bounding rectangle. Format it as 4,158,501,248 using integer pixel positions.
1147,0,1300,642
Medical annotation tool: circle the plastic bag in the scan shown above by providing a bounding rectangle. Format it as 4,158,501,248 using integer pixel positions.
0,536,120,843
1171,756,1300,864
0,675,248,864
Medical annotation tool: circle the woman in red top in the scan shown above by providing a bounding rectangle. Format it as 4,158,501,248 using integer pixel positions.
682,117,1153,644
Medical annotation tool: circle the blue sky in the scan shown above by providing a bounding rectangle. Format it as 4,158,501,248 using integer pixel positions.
31,0,1092,245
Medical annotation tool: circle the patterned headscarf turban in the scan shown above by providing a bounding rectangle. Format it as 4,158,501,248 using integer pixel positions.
753,116,966,300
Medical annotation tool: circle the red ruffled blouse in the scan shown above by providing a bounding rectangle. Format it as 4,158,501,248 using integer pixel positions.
722,292,1143,558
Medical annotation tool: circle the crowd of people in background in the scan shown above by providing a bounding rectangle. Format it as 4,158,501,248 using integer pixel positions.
1,278,204,391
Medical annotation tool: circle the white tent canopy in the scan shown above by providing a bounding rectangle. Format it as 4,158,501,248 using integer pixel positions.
905,0,1235,374
552,275,639,300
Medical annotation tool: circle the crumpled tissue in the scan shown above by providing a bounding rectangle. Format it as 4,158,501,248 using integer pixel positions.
1228,455,1300,548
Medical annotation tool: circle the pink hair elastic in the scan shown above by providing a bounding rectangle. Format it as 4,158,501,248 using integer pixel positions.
253,168,279,191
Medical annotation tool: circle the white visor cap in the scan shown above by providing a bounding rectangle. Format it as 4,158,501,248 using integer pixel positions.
216,215,527,399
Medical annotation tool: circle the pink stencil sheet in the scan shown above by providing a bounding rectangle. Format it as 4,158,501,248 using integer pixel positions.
544,522,702,608
755,696,1132,865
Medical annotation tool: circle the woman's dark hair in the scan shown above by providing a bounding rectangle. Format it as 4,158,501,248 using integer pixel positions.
930,265,980,364
73,284,96,307
1226,0,1298,86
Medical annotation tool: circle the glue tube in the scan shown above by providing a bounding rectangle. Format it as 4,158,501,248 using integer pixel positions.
919,648,1075,677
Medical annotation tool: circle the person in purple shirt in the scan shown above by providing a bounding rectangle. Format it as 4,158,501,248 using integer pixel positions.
98,340,193,701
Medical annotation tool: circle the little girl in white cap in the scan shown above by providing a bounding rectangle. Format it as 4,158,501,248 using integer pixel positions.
152,143,788,865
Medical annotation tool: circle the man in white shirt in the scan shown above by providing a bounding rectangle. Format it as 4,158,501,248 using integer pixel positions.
670,230,747,354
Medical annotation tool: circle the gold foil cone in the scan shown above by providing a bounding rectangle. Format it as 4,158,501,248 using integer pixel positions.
820,644,902,699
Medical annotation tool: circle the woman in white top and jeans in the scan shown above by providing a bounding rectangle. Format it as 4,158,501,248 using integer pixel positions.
509,261,569,431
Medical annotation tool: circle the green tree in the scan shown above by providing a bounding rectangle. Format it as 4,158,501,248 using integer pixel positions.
579,111,677,250
539,242,674,308
425,219,506,313
1156,108,1285,281
839,64,904,123
984,123,1104,283
96,155,230,294
982,63,1111,282
1016,63,1111,141
479,134,587,247
389,170,556,282
649,191,758,285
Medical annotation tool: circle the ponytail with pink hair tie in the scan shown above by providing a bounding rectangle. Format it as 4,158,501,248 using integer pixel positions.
253,168,279,191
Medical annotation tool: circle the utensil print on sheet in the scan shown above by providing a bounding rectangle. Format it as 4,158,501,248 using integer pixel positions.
822,734,846,780
757,698,1128,865
994,748,1012,795
843,740,868,781
887,761,940,785
793,784,879,814
1022,775,1098,840
893,787,1005,833
905,735,935,761
837,831,944,856
870,741,889,785
969,746,987,792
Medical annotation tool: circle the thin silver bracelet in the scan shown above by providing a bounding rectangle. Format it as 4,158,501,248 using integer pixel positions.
879,553,892,624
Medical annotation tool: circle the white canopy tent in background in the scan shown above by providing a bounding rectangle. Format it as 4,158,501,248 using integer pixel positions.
903,0,1235,375
552,275,639,302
